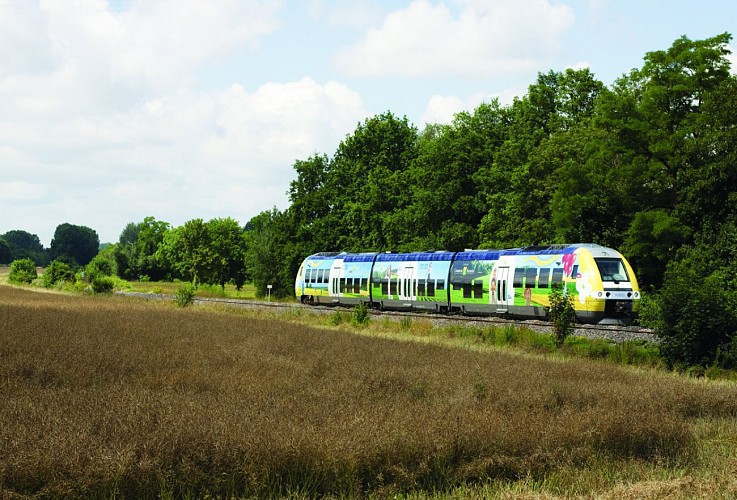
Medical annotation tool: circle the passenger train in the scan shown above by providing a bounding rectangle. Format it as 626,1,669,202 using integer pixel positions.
295,244,640,325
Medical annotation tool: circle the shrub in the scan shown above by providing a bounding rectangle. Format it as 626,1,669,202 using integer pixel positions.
85,254,116,282
352,302,370,326
655,264,737,369
91,276,115,294
42,260,76,288
8,258,37,284
175,284,196,308
329,311,345,326
548,282,576,347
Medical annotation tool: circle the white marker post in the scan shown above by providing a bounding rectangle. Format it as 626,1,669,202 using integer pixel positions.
267,284,272,301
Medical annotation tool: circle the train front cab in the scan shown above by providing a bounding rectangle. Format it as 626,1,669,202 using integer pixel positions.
574,247,640,325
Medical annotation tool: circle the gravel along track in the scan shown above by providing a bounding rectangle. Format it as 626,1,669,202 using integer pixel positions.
119,292,657,344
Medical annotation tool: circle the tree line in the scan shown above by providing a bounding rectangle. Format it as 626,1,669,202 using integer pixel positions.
3,33,736,370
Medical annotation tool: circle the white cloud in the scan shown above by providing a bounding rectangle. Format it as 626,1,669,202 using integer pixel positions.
419,94,464,125
204,78,367,175
0,0,283,116
0,181,49,202
0,0,371,244
333,0,575,78
306,0,385,30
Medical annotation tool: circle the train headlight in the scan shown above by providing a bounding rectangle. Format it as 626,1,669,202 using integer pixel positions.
606,292,610,297
634,292,640,299
597,292,603,298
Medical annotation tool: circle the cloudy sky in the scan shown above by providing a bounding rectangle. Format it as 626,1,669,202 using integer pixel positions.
1,0,735,246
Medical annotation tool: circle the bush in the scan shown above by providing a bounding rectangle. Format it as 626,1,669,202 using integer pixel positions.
352,302,370,326
85,251,117,282
42,260,76,288
175,284,196,308
91,276,115,294
8,258,37,284
655,263,737,369
548,282,576,347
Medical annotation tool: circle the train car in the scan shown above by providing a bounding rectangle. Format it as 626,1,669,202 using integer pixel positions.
370,251,455,312
295,244,640,324
294,252,375,305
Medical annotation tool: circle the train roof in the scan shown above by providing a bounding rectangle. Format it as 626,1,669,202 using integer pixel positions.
375,251,455,262
306,245,618,264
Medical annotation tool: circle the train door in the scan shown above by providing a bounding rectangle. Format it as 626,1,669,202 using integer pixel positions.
495,266,511,312
329,259,343,300
399,265,416,301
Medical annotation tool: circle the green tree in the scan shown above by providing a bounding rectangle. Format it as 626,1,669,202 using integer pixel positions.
50,223,100,266
206,217,247,290
1,230,48,265
157,219,210,286
397,101,509,251
0,237,11,264
327,112,418,250
115,217,170,280
477,69,605,247
244,208,295,298
592,33,733,286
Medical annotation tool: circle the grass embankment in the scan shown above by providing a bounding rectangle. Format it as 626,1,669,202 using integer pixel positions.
2,286,737,498
126,280,259,300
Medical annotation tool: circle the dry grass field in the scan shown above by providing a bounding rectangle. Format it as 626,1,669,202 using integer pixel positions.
2,285,737,498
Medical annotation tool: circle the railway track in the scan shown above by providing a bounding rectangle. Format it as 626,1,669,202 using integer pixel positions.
119,292,656,343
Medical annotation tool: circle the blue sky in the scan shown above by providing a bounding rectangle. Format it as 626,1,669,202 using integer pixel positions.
1,0,735,246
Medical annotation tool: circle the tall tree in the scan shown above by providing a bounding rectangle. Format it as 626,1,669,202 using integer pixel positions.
243,208,295,298
49,223,99,266
1,230,48,265
477,69,605,247
0,238,11,264
398,101,509,251
327,112,418,250
593,33,734,286
157,219,210,286
206,217,247,290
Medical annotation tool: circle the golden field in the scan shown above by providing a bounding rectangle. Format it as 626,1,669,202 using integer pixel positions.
1,285,737,498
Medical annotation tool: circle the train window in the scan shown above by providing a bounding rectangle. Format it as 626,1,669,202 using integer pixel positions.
538,268,550,289
463,284,472,298
418,281,426,296
525,268,538,288
571,265,579,279
437,280,445,291
361,278,368,291
318,269,326,284
474,282,483,298
381,281,388,295
513,268,525,288
428,281,435,297
595,258,628,282
339,278,346,293
552,268,564,283
354,280,360,294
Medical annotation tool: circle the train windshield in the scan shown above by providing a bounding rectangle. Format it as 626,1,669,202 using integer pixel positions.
594,258,629,282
